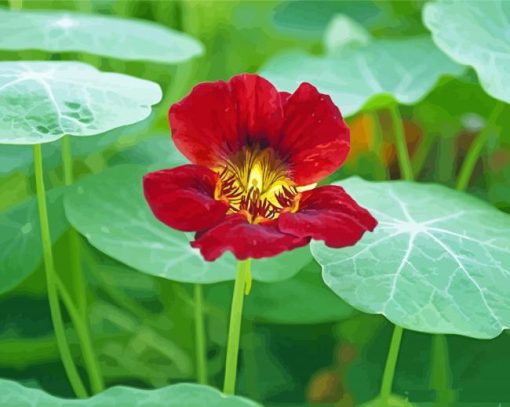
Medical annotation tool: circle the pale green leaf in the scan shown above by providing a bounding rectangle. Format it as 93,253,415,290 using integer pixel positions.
260,36,464,117
0,188,68,294
424,0,510,103
311,178,510,339
0,380,259,406
0,61,161,145
0,9,203,64
65,165,310,284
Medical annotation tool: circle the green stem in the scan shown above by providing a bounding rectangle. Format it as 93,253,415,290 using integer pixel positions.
379,325,403,400
388,105,414,181
456,102,505,191
61,136,87,316
437,136,456,184
8,0,22,10
223,259,251,394
55,275,104,395
412,132,436,179
430,334,455,406
194,284,208,385
61,136,104,393
33,144,88,399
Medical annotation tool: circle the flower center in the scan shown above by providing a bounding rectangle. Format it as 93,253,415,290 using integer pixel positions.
214,147,299,223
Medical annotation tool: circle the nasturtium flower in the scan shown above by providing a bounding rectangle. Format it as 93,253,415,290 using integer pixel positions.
143,74,377,261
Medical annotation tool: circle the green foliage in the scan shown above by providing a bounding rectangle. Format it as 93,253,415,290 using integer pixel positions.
0,188,67,294
0,9,203,63
424,0,510,103
260,36,464,117
312,178,510,339
0,380,260,406
0,0,509,405
208,261,355,324
0,61,161,144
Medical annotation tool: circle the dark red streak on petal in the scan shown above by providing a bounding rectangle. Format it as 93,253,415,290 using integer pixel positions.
278,83,350,185
278,185,377,248
143,165,229,232
191,214,309,261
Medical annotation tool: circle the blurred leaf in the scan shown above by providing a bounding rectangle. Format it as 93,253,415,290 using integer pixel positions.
65,165,309,284
108,133,185,168
208,261,355,324
311,177,510,339
324,14,371,54
424,0,510,103
260,36,464,117
0,188,68,295
272,0,382,40
0,379,260,406
0,61,161,144
0,9,203,64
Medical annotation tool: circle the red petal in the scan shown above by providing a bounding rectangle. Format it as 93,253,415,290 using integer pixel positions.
191,214,309,261
169,81,238,167
279,83,350,185
169,74,284,167
278,185,377,248
279,91,292,105
143,165,229,232
230,73,283,148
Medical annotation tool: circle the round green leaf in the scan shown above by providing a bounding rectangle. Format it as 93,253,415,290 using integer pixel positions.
0,9,203,64
207,261,355,324
0,380,259,406
260,36,464,117
0,61,161,145
65,164,311,284
311,178,510,339
424,0,510,103
0,188,68,294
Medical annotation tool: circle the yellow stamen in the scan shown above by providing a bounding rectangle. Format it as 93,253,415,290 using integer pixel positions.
215,146,299,223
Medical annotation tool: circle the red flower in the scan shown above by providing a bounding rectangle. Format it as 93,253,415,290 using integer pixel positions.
143,74,377,261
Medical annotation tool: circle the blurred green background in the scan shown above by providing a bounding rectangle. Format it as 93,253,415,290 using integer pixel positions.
0,1,509,406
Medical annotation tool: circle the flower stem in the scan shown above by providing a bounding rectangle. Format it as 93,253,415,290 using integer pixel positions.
379,324,403,401
223,259,251,394
33,144,88,399
61,136,87,316
388,105,414,181
456,102,504,191
55,274,104,395
412,132,436,179
194,284,208,384
61,136,104,393
430,334,455,406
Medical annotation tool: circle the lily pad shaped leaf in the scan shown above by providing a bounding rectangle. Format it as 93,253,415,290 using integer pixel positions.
65,165,310,284
311,177,510,339
0,9,203,64
260,36,464,117
0,61,162,145
424,0,510,104
0,188,68,295
0,380,260,407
